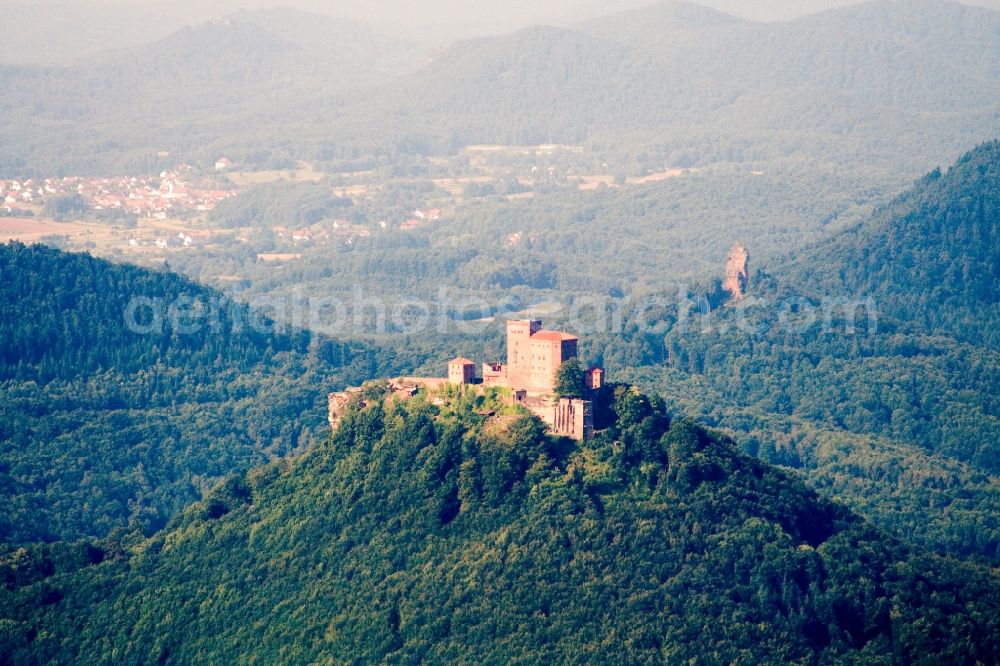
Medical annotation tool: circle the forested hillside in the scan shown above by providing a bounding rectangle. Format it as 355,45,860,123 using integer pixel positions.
784,139,1000,347
351,25,690,149
583,0,1000,110
0,243,407,544
2,386,997,663
587,142,1000,562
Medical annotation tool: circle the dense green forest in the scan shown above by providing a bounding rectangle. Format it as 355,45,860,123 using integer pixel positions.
208,180,353,229
618,333,1000,562
0,243,416,544
782,142,1000,348
571,142,1000,562
2,385,997,663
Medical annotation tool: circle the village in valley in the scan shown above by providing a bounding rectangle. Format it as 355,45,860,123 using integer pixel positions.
0,164,238,253
0,164,237,221
0,143,696,267
0,161,448,258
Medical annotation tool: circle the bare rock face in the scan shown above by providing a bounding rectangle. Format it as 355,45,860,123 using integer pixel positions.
328,388,363,431
723,244,750,301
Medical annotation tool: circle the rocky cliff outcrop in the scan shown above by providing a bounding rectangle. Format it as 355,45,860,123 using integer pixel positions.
723,243,750,301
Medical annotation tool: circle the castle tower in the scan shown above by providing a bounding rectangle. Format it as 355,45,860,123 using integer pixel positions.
505,319,541,388
448,358,476,385
550,397,593,441
527,331,578,393
585,367,603,390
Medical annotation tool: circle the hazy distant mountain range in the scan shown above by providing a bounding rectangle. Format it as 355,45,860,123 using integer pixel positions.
0,0,996,176
5,0,1000,65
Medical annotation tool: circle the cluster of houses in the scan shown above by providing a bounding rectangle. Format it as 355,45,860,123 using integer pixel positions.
126,231,208,250
0,169,237,219
504,231,537,248
2,166,457,255
400,208,442,231
1,179,41,205
1,179,48,215
272,219,373,246
272,207,444,247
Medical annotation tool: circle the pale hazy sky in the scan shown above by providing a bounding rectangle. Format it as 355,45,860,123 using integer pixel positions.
21,0,995,22
2,0,999,63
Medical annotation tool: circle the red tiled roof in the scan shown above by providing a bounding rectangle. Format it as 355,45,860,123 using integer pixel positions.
450,357,475,365
531,330,578,342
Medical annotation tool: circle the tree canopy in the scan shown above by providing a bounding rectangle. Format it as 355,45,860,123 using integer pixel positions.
2,386,997,663
554,357,585,397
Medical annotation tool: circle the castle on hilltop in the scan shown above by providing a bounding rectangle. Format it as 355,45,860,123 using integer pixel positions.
329,320,603,441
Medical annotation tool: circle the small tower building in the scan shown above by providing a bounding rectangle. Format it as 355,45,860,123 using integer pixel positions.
448,358,476,385
585,367,604,390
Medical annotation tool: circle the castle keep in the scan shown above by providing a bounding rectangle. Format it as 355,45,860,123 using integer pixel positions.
484,320,582,393
329,320,602,441
449,319,600,440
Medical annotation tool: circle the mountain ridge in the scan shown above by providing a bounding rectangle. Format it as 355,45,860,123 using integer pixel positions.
781,140,1000,347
